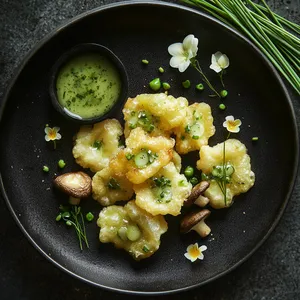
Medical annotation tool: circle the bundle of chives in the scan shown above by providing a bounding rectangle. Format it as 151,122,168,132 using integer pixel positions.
182,0,300,95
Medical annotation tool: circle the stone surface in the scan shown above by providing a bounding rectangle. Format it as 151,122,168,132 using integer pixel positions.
0,0,299,299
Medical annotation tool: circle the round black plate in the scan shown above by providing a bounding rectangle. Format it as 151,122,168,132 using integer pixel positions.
0,1,298,295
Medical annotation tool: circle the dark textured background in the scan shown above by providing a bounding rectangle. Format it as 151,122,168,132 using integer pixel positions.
0,0,299,299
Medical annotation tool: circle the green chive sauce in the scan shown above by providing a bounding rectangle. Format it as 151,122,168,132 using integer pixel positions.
56,53,122,119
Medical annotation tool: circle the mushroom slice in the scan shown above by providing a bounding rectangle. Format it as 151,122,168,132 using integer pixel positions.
180,209,211,238
53,171,92,198
184,181,210,207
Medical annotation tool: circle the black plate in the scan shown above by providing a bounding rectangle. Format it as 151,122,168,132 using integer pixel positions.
0,1,298,295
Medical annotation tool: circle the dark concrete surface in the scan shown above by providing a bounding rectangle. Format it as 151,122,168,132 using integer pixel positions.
0,0,299,299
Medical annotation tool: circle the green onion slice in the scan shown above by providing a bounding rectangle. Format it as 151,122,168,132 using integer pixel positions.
126,225,142,241
190,123,204,139
134,151,149,168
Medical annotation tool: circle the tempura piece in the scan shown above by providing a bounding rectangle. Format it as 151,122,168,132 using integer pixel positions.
134,162,192,216
92,151,134,206
123,93,189,137
97,200,168,260
197,139,255,208
72,119,123,172
125,127,175,184
174,102,215,154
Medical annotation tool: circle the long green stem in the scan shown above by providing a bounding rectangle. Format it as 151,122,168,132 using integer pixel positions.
251,13,300,46
193,59,221,97
180,0,300,95
261,0,283,28
220,70,225,87
80,213,89,248
229,0,298,84
254,2,300,33
222,139,227,206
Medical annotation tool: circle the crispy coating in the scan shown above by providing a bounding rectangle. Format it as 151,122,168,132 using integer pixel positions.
125,127,175,184
123,93,189,137
197,139,255,208
72,119,123,172
172,150,182,172
92,151,134,206
97,200,168,260
134,162,192,216
174,103,215,154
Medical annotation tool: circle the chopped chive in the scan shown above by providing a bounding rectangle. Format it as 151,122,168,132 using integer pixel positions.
58,159,66,169
86,212,94,222
182,80,191,88
43,165,49,172
196,83,204,91
219,103,226,110
162,82,171,90
55,214,62,221
190,177,199,186
220,90,228,98
66,220,72,226
126,153,134,160
143,245,150,253
149,78,161,91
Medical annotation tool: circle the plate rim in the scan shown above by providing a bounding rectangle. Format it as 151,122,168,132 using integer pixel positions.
0,0,299,295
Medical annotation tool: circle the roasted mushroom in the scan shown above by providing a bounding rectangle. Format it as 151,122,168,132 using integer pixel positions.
180,209,211,238
53,171,92,198
184,181,210,207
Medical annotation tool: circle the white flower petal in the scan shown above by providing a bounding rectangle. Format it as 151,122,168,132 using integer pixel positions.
199,245,207,252
191,37,198,56
178,60,191,72
45,135,50,142
226,115,234,121
210,63,222,73
211,54,217,64
44,127,51,134
223,120,231,128
214,51,223,61
184,253,192,261
183,35,196,51
168,43,184,56
218,54,229,69
184,252,198,262
56,133,62,140
170,55,186,68
186,49,192,60
53,126,60,133
198,253,204,260
182,34,198,57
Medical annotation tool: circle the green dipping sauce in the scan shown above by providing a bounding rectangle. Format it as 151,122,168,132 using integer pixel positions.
56,53,122,119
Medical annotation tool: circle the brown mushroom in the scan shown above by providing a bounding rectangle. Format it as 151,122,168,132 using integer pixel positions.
184,181,210,207
53,171,92,198
180,209,211,238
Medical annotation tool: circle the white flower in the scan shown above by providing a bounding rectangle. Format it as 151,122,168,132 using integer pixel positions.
168,34,198,72
184,243,207,262
223,116,242,133
44,126,61,142
210,51,229,73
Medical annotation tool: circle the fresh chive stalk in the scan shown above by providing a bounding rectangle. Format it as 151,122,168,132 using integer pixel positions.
182,0,300,95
